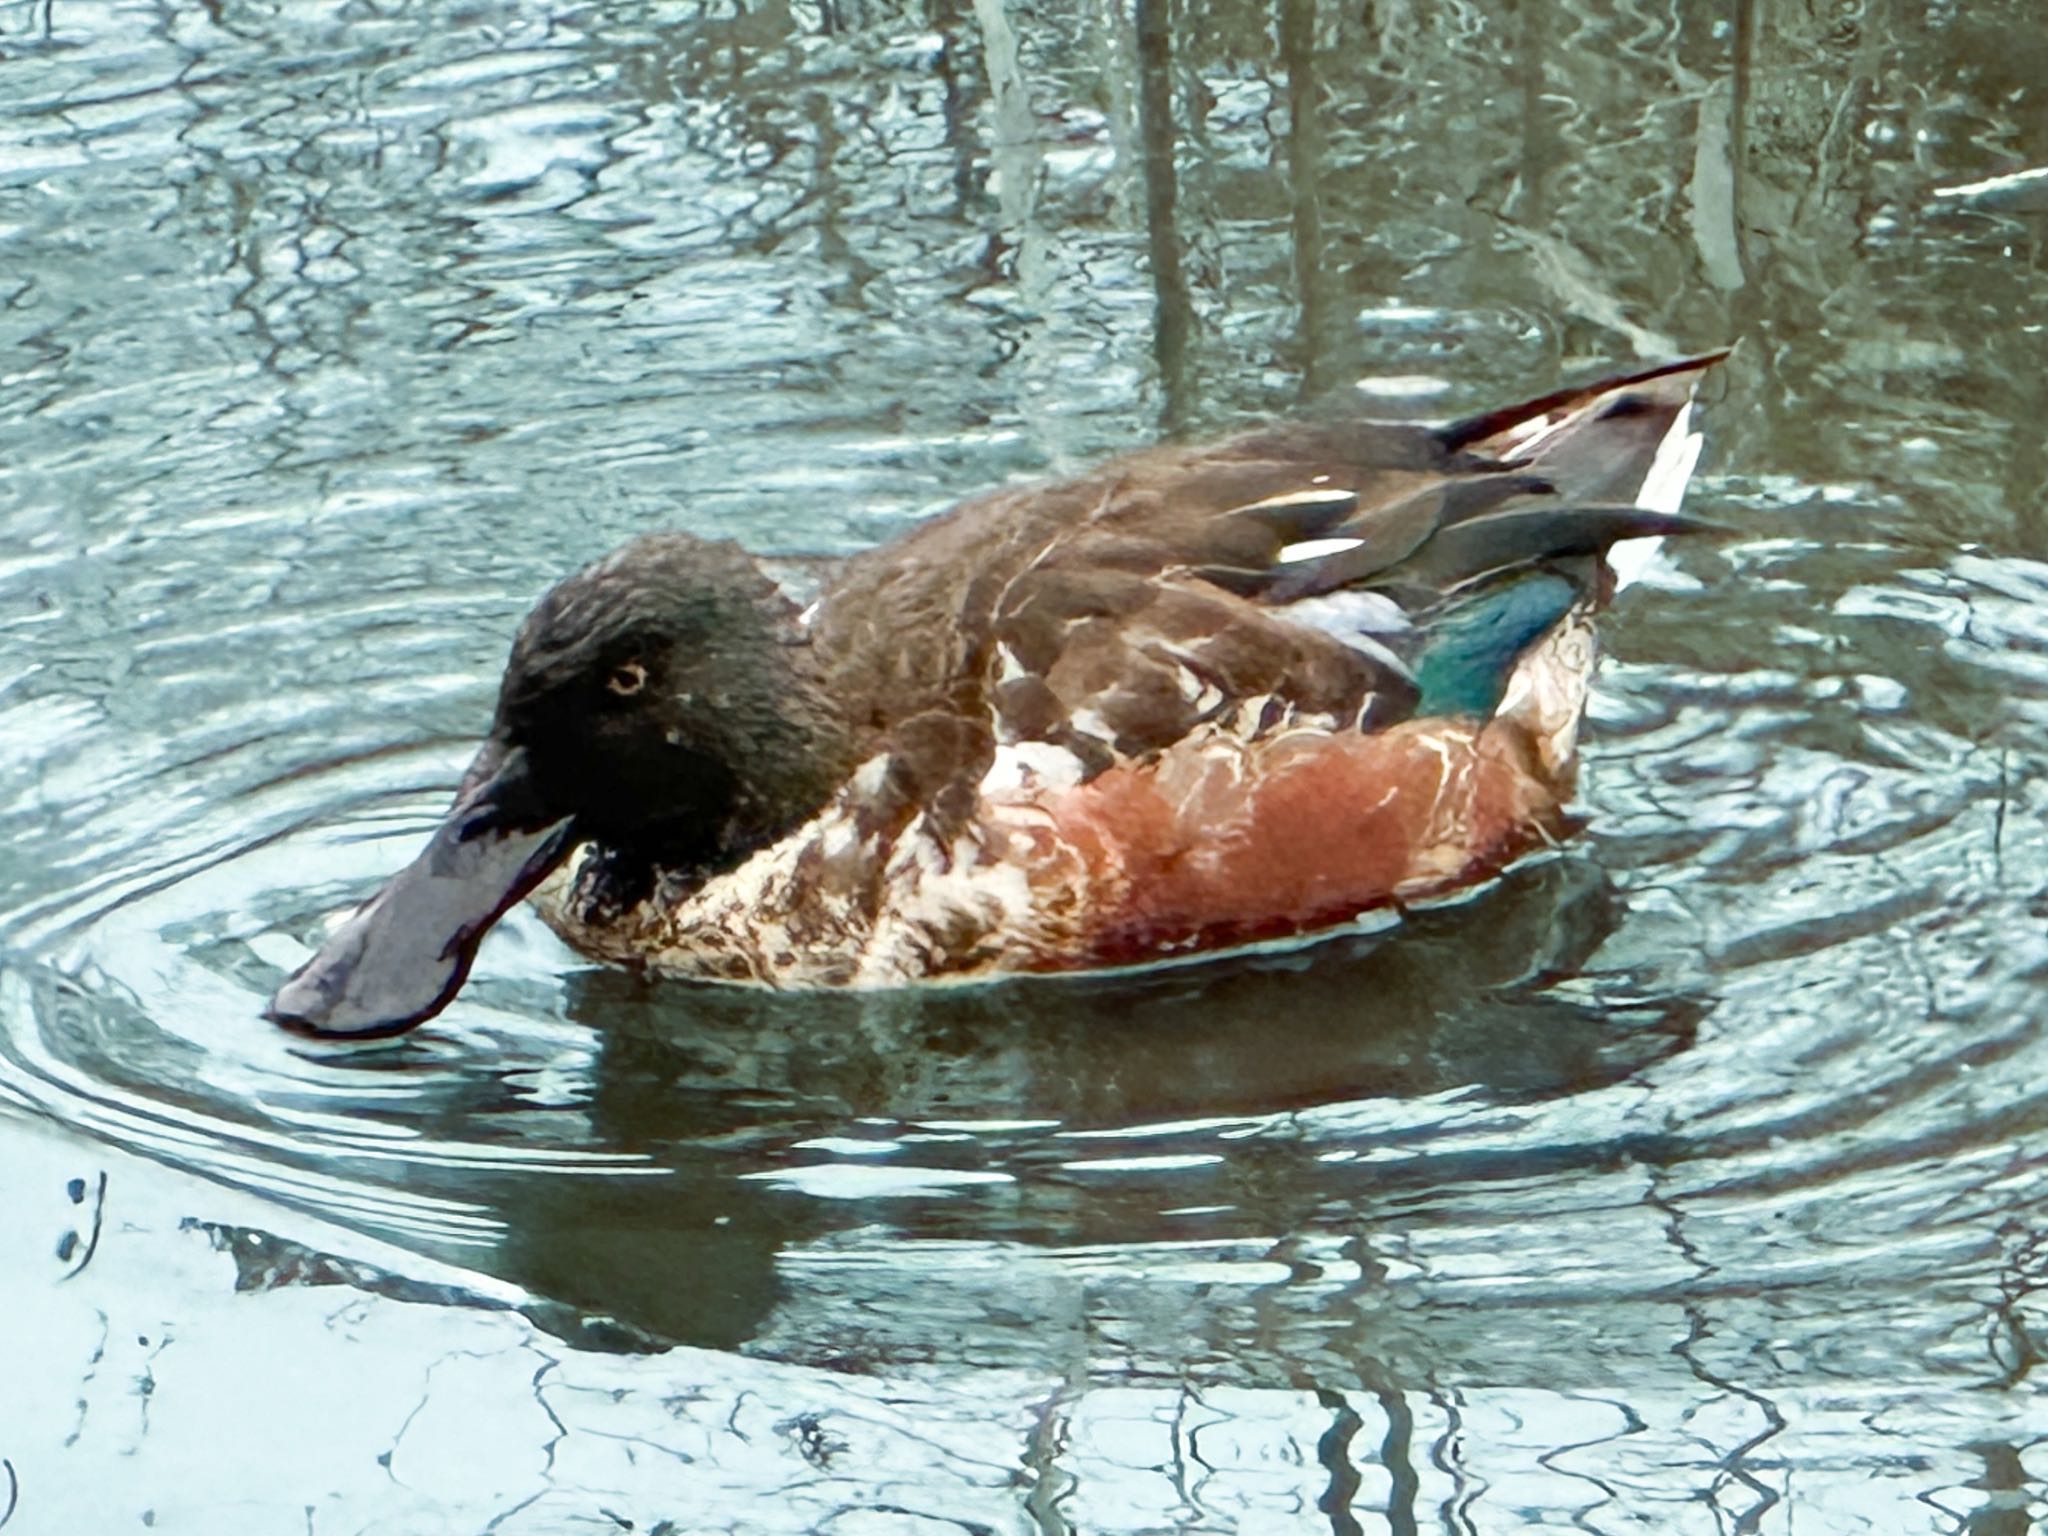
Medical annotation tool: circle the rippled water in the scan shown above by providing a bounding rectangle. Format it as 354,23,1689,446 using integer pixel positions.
5,0,2048,1529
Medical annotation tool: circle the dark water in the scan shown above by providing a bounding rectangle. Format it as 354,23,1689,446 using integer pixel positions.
4,0,2048,1528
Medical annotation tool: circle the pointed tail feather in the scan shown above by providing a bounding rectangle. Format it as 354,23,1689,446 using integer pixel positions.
1440,350,1731,460
1442,351,1727,588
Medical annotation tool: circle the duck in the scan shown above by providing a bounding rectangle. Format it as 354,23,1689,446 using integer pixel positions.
267,351,1726,1037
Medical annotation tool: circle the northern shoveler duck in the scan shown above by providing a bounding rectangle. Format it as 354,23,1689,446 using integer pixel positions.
268,352,1725,1037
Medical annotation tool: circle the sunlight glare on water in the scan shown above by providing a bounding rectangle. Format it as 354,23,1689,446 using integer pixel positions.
4,0,2048,1529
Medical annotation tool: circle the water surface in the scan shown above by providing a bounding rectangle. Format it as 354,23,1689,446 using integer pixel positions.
4,0,2048,1529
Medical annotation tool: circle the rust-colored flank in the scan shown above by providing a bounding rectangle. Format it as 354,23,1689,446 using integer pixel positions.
1048,716,1568,968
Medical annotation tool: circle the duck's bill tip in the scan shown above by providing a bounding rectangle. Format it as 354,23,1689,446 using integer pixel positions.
263,943,466,1039
262,769,574,1038
261,875,476,1038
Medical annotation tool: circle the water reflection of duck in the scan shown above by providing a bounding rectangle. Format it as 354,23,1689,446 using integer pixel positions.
268,353,1725,1037
494,855,1701,1354
570,853,1694,1130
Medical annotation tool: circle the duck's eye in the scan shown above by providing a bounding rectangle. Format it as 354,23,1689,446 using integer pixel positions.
606,660,649,698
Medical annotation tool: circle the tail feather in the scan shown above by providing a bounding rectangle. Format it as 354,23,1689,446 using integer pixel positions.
1387,504,1719,593
1447,351,1725,592
1441,350,1730,460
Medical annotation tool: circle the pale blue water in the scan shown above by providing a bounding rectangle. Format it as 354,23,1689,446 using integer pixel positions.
4,0,2048,1530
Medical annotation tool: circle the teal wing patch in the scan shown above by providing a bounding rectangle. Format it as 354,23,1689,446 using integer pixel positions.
1411,571,1579,718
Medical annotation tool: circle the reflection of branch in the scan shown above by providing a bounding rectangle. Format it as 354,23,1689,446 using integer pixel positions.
1513,227,1675,356
1021,1381,1075,1535
1793,0,1879,230
60,1171,107,1283
1731,0,1753,229
1517,0,1553,224
1309,1385,1367,1536
974,0,1046,302
927,0,979,211
1136,0,1194,433
1363,1369,1421,1536
1089,0,1140,226
805,94,851,281
1279,0,1329,398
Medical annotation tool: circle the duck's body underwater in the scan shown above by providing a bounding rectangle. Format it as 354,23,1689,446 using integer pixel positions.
268,353,1724,1037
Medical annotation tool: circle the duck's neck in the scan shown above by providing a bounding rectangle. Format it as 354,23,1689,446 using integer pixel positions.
710,643,862,851
574,597,861,918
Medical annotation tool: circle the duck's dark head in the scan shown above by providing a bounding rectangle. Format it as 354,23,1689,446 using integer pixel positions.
266,533,847,1038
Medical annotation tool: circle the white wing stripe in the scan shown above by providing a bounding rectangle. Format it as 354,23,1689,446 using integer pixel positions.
1277,536,1367,564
